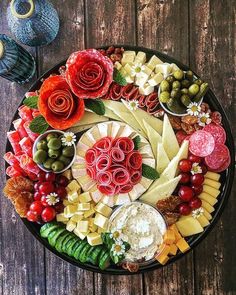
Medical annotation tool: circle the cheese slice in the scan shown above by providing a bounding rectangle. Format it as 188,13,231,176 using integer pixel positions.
162,114,180,160
104,107,121,121
156,143,170,173
134,51,146,64
114,193,131,205
128,183,146,201
143,120,162,159
73,111,108,127
67,123,97,134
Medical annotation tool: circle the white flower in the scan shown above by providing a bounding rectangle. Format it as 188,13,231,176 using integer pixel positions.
127,100,139,111
111,240,126,256
109,228,124,240
192,207,204,219
130,63,145,77
198,112,212,127
46,192,60,206
61,132,76,146
187,102,201,116
191,162,202,175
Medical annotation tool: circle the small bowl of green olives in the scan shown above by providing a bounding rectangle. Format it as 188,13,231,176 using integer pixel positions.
33,130,76,173
158,69,209,116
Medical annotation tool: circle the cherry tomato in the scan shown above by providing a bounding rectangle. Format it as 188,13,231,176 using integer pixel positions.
34,191,42,201
54,202,65,213
189,154,202,163
189,197,202,209
26,210,39,222
191,174,204,186
34,181,41,192
41,195,49,207
37,171,46,182
200,164,208,175
55,186,67,199
41,207,56,222
45,172,56,182
178,186,194,202
39,182,55,196
30,201,44,215
179,173,190,184
191,185,203,195
56,175,69,187
178,159,192,173
178,203,192,216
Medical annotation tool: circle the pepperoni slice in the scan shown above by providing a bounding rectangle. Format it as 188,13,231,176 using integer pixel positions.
112,137,134,154
120,183,133,193
126,151,143,170
176,130,189,145
112,167,130,185
189,130,215,157
85,148,98,167
97,171,112,185
209,154,231,173
96,154,112,171
205,143,230,171
94,136,112,152
110,147,125,162
130,170,142,185
203,123,226,145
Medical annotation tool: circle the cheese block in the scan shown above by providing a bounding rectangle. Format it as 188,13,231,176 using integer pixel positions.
94,202,112,217
114,61,122,70
205,171,220,181
83,207,95,218
199,192,218,206
77,220,89,232
169,244,178,256
201,200,215,214
155,63,172,78
73,228,89,240
75,175,96,191
68,191,79,203
176,238,190,253
176,216,204,237
156,143,170,173
73,111,108,127
123,63,133,75
64,205,77,218
128,183,146,201
94,213,108,229
196,215,210,227
67,180,81,192
77,203,90,211
203,178,221,190
203,208,212,220
56,213,69,223
134,51,146,64
148,72,163,86
121,99,163,135
121,51,136,65
66,220,77,232
163,229,175,245
78,192,92,203
135,72,149,86
101,195,115,207
140,176,181,205
156,255,169,265
162,114,180,160
146,55,163,70
139,83,154,96
87,233,103,246
114,193,131,205
143,120,162,159
70,213,84,222
203,184,221,198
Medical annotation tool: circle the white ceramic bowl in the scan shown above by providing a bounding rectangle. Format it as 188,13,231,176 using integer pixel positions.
32,130,76,174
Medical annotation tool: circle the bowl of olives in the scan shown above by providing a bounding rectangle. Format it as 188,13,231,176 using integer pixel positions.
158,69,209,116
32,130,76,173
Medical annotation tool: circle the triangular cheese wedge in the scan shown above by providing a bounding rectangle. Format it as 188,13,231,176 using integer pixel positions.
68,123,96,134
73,111,108,127
140,176,181,205
104,107,121,121
143,120,162,159
162,114,179,160
156,143,170,173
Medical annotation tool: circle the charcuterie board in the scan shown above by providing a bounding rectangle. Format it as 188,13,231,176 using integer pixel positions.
3,45,235,274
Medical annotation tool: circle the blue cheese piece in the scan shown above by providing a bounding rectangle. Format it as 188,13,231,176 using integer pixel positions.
134,51,146,64
146,55,163,70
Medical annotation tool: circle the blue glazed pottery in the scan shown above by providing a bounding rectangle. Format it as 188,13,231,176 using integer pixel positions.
7,0,60,47
0,34,36,84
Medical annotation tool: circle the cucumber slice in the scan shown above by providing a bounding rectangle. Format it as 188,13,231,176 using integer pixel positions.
40,223,61,238
70,240,82,257
99,252,110,270
62,234,75,253
48,228,66,247
55,232,71,253
73,240,87,260
67,238,80,257
79,244,91,263
98,248,107,262
86,246,103,265
65,237,78,256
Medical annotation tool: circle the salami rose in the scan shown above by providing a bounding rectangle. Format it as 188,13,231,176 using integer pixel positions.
189,130,215,157
120,183,133,193
86,166,97,180
112,167,130,185
203,123,226,145
85,148,99,167
130,170,142,185
97,183,117,196
110,147,125,162
97,171,112,185
112,137,134,154
65,49,113,99
205,143,230,171
38,75,85,130
94,137,112,152
126,151,143,170
96,154,112,171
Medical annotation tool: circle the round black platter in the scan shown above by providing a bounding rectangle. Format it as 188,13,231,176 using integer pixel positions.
5,45,235,275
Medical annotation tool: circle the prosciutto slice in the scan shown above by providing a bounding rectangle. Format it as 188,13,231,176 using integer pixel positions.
96,154,112,171
110,147,125,162
112,137,134,154
97,171,112,185
85,148,99,167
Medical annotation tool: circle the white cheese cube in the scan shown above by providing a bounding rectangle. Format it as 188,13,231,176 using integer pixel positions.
123,63,133,75
73,228,89,240
97,226,106,234
77,203,90,211
66,180,81,192
170,63,180,72
135,72,149,86
78,192,92,203
77,220,89,232
87,233,103,246
83,207,95,218
94,202,112,217
66,220,76,232
125,75,135,84
120,67,128,77
101,196,115,207
114,61,122,70
70,213,84,222
64,205,77,218
142,65,152,76
121,51,136,65
94,213,108,229
56,213,69,223
68,191,79,203
63,199,72,206
155,63,171,78
147,55,163,70
139,83,154,95
89,223,98,233
148,72,164,86
134,51,146,64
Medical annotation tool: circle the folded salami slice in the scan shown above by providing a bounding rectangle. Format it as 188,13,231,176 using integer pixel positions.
13,119,28,139
126,151,143,170
7,131,22,154
23,121,39,141
120,183,133,193
97,171,112,185
108,82,122,100
4,152,19,166
19,154,40,175
6,166,25,178
112,167,130,185
138,95,147,108
121,84,137,100
203,123,226,145
110,147,125,162
205,143,230,171
189,130,215,157
85,148,99,167
19,137,33,157
86,166,97,180
18,105,33,122
130,170,142,185
94,136,112,152
112,137,134,154
97,183,117,196
96,154,112,171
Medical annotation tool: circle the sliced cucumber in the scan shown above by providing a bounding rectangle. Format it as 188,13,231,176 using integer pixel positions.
98,248,107,262
99,252,110,270
40,223,61,238
73,240,87,260
62,234,75,253
70,240,82,257
67,238,80,257
86,246,103,265
79,244,91,263
55,232,71,253
48,228,65,247
65,237,78,256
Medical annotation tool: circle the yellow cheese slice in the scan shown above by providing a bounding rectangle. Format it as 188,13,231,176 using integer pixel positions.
203,178,221,190
203,184,221,198
203,208,212,220
199,192,218,206
114,193,131,205
176,216,204,237
73,111,108,127
142,120,162,159
66,220,76,232
201,200,215,213
196,215,210,227
205,171,220,181
156,143,170,173
56,213,69,223
104,107,121,121
94,202,112,217
67,123,97,134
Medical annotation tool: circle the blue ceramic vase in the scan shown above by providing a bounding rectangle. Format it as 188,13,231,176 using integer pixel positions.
7,0,60,47
0,34,36,84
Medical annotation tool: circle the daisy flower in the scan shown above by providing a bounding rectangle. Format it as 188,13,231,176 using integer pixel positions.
127,100,139,111
61,132,76,146
111,240,126,256
109,228,124,241
187,102,201,116
191,162,202,175
198,112,212,127
192,207,204,219
130,63,145,77
46,192,60,206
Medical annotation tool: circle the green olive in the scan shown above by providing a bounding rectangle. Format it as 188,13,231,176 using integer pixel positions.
181,79,191,88
33,149,47,164
173,70,184,80
37,139,48,151
170,89,181,99
47,138,62,150
51,161,64,172
159,91,170,103
185,70,193,81
43,158,55,170
166,75,175,84
46,133,58,142
48,149,61,159
58,155,71,166
193,82,209,103
188,84,200,96
172,81,181,89
62,146,74,157
160,80,170,92
181,88,189,94
194,79,203,86
180,94,192,107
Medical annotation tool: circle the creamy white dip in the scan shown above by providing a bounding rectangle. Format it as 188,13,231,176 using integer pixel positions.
108,202,167,262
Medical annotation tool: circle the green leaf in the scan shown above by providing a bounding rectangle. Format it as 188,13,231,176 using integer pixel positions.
29,115,49,134
113,68,127,86
132,135,141,150
84,99,105,115
142,164,159,180
23,96,39,109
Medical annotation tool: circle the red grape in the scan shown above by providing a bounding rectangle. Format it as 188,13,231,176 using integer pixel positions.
178,203,192,216
26,210,39,222
179,159,192,173
179,173,190,184
45,172,56,182
189,197,202,209
30,201,44,215
191,185,203,195
189,154,202,163
178,186,194,201
39,182,55,196
34,181,41,192
56,175,69,187
41,207,56,222
191,174,204,186
37,171,46,182
34,191,42,201
55,186,67,199
41,195,49,207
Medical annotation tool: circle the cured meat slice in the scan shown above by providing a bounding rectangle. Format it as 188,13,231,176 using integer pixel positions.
13,119,28,139
146,92,158,107
126,151,143,170
205,143,230,171
19,137,33,157
85,148,99,167
18,105,33,121
112,137,134,154
203,123,226,145
96,154,112,171
112,167,130,185
138,95,147,108
209,154,231,172
32,110,40,118
97,171,112,185
125,87,140,101
19,153,40,175
4,152,19,166
23,121,39,141
86,166,97,180
108,82,122,100
121,84,136,100
211,111,222,125
120,183,133,193
97,183,117,196
6,166,25,177
110,147,125,162
7,131,22,154
130,170,142,185
94,136,112,152
189,130,215,157
176,130,189,145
